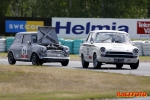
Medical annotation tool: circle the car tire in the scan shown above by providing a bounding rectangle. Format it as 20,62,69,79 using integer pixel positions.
8,52,16,65
130,60,139,69
61,59,69,66
116,64,123,69
39,60,43,65
93,53,101,69
81,55,89,68
31,53,41,65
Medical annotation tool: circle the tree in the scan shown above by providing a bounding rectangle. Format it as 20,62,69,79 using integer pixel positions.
0,0,11,17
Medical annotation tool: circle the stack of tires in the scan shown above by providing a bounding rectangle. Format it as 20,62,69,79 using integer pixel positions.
63,39,73,54
73,39,83,54
58,38,64,45
132,40,143,56
6,37,14,51
142,41,150,56
0,37,6,52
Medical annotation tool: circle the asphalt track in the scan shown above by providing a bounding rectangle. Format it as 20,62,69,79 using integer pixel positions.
0,59,150,76
0,58,150,100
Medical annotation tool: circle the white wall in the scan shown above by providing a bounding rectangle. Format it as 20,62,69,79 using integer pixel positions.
52,18,150,39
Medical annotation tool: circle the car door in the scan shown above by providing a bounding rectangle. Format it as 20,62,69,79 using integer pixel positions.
83,32,93,62
11,34,23,60
21,34,32,60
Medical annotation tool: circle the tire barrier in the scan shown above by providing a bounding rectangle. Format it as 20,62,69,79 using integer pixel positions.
58,38,64,45
73,39,83,54
132,40,143,56
142,41,150,56
0,38,6,52
63,39,74,54
6,37,14,51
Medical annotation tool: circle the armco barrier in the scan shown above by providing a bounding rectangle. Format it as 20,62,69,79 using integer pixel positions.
6,37,14,51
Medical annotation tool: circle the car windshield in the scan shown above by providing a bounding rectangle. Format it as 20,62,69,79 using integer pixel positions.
32,35,37,43
95,32,130,43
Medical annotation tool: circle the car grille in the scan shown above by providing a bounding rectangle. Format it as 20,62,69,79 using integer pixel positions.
104,51,134,58
47,50,68,57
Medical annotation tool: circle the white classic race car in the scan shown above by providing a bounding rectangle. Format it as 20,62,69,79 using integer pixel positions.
79,30,139,69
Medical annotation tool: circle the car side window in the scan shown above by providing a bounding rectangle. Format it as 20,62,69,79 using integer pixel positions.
32,35,37,43
23,35,31,44
13,34,22,44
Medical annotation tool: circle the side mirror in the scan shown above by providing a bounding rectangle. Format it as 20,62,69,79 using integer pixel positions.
90,41,94,44
27,41,31,45
131,41,134,45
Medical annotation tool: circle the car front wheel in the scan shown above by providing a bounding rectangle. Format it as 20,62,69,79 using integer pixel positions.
61,59,69,66
93,53,101,69
130,60,139,69
8,52,16,65
81,55,89,68
31,53,41,65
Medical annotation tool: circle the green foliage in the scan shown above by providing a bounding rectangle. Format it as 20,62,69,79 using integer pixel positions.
0,0,11,16
1,0,150,18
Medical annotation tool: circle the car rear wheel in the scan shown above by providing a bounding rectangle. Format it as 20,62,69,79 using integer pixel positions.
31,53,41,65
81,55,89,68
93,53,101,69
8,52,16,65
116,64,123,69
61,59,69,66
130,60,139,69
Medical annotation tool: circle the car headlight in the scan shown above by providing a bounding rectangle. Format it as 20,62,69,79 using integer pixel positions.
64,47,70,51
41,46,47,52
100,47,106,52
133,48,139,54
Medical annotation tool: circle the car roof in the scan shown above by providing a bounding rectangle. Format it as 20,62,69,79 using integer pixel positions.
90,30,128,34
16,32,37,35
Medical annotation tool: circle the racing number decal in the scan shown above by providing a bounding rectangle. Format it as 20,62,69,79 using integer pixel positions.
87,48,89,55
21,46,28,58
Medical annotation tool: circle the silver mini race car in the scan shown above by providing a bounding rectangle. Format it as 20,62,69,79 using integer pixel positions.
8,26,70,66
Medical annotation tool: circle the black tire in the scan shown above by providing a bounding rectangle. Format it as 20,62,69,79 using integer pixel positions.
93,53,101,69
116,64,123,69
130,60,139,69
61,59,69,66
39,60,43,65
31,53,41,65
8,52,16,65
81,55,89,68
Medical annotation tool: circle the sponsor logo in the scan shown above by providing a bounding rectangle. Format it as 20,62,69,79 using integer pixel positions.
55,22,129,34
137,21,150,34
5,20,44,33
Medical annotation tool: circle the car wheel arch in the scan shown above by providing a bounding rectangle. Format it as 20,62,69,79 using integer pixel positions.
30,52,40,61
8,51,15,58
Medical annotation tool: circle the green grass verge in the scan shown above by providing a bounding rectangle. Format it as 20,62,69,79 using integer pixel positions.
0,65,149,100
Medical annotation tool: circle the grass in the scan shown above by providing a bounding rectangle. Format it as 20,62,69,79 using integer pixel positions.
0,65,150,100
1,52,150,62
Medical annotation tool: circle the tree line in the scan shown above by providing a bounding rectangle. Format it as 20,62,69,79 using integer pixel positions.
1,0,150,18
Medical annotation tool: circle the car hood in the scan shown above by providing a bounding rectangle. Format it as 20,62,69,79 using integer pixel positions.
37,26,59,45
94,43,136,52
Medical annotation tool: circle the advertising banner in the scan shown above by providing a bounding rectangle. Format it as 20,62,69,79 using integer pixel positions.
52,18,150,39
5,20,44,33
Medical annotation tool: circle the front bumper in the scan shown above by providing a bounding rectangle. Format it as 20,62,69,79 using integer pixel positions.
40,57,70,62
97,57,139,64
